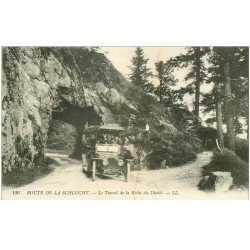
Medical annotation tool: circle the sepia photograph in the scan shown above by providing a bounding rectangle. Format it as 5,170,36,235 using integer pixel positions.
1,2,250,250
1,46,248,200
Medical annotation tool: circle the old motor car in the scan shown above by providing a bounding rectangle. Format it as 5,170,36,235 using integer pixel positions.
83,124,133,181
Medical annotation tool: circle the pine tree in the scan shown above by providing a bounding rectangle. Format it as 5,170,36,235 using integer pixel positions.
194,47,202,120
229,47,249,138
154,60,178,106
203,47,249,149
223,47,235,150
202,48,226,147
129,47,153,92
155,61,165,103
168,47,210,122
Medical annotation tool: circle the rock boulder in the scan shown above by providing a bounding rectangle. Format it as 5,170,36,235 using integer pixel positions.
198,171,233,192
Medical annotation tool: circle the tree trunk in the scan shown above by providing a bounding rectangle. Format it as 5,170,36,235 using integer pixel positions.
247,115,249,140
234,114,239,137
224,50,235,151
194,47,201,123
215,99,224,147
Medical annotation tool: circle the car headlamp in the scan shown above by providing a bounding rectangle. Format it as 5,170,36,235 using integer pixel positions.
118,159,124,166
103,159,108,166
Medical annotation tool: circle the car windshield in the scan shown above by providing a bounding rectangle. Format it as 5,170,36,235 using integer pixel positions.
85,125,125,146
97,132,122,144
96,144,120,153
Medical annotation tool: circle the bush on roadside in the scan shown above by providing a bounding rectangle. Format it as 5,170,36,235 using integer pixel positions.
129,127,198,169
201,148,249,187
2,163,54,187
146,134,197,169
234,137,249,162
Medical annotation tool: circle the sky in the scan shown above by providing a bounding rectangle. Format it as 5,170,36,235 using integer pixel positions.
100,46,207,108
101,46,213,90
101,47,186,81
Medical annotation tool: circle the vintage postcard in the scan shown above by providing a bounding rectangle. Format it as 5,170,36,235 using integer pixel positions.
1,46,249,200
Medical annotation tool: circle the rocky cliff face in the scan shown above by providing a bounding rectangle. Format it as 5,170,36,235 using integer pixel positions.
2,47,197,182
2,47,135,172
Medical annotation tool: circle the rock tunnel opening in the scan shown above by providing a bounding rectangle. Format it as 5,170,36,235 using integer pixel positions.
48,99,102,159
46,120,76,155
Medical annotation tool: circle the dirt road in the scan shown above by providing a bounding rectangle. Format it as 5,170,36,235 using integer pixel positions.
2,151,248,200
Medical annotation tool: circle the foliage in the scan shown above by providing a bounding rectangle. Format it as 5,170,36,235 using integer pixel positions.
197,126,249,161
129,47,154,92
2,164,54,187
228,137,249,162
141,130,197,169
167,47,210,118
201,148,249,187
46,120,77,154
113,84,201,170
125,112,200,169
203,47,249,136
154,60,180,107
172,47,210,82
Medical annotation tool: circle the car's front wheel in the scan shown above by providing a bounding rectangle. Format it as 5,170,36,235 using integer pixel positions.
92,160,96,181
125,161,130,182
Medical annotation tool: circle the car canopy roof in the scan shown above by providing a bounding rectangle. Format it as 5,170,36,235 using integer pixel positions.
85,124,125,132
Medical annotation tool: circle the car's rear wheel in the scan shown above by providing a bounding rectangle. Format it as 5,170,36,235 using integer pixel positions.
92,160,96,181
